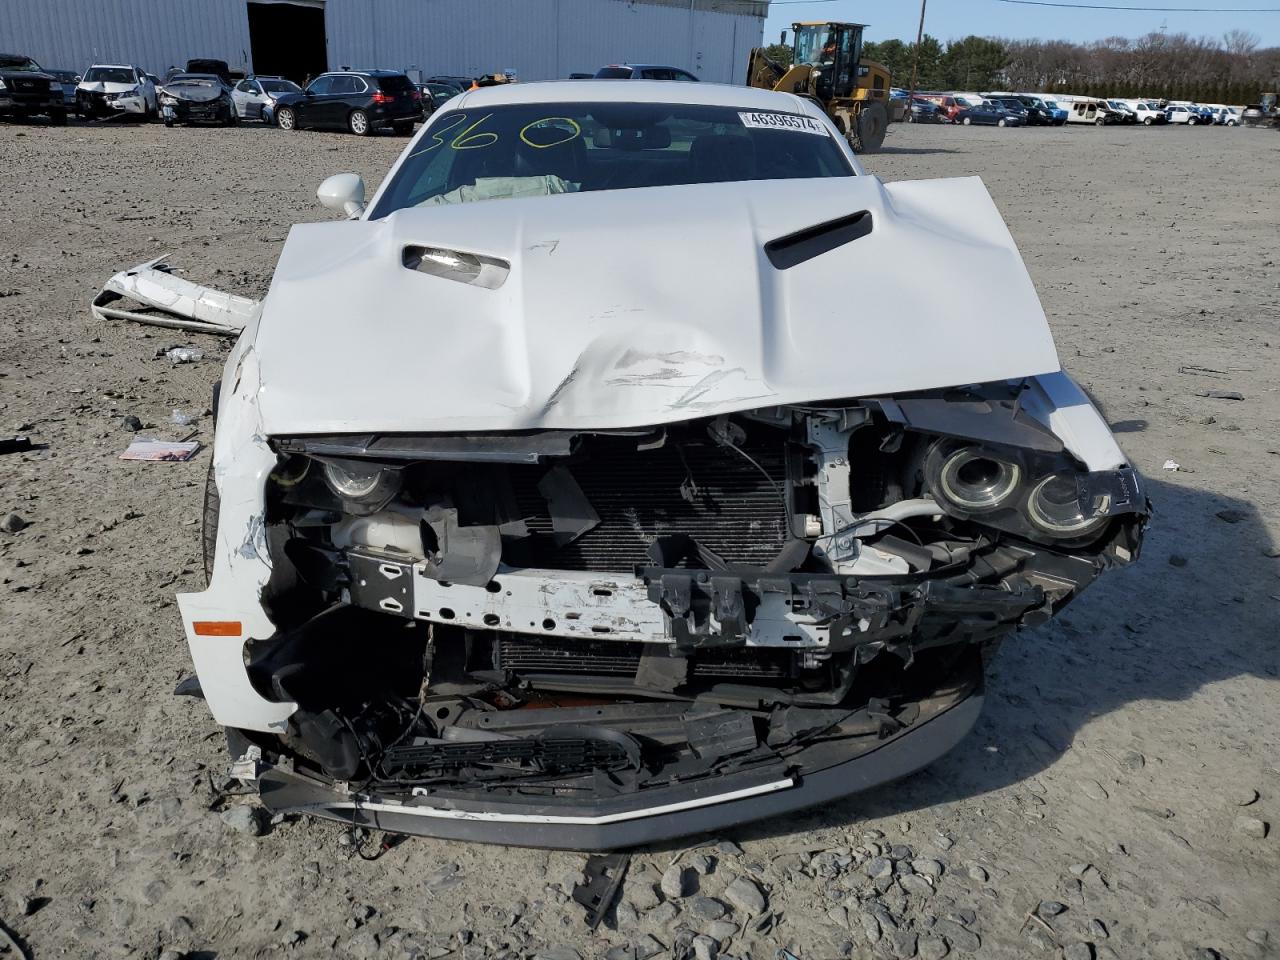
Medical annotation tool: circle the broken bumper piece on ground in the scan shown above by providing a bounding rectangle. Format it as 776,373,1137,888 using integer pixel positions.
91,256,257,336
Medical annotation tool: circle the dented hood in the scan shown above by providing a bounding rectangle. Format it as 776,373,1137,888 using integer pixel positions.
78,81,141,94
253,175,1061,435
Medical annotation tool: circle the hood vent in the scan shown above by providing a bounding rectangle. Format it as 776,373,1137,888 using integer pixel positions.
403,245,510,290
765,211,873,270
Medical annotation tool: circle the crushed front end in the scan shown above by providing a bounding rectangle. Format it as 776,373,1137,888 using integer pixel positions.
181,372,1145,849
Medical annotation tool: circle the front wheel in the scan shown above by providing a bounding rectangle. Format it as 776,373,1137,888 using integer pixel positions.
49,109,68,126
348,108,371,136
276,106,297,130
1143,117,1153,125
1095,117,1105,126
962,116,972,125
1187,117,1197,125
997,118,1007,127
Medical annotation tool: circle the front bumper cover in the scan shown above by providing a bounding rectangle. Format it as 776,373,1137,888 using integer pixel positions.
242,675,983,850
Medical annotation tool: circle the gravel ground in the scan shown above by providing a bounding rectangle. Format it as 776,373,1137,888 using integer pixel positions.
0,116,1277,960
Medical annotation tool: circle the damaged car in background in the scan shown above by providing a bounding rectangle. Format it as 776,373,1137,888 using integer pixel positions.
159,73,236,127
76,64,158,120
175,81,1148,849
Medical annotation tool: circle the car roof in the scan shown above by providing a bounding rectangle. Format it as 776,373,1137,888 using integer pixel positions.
452,79,814,113
606,64,688,70
321,69,405,77
87,63,136,69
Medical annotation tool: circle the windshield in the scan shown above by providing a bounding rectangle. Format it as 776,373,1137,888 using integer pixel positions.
0,55,43,72
84,67,136,84
371,101,854,218
259,79,300,94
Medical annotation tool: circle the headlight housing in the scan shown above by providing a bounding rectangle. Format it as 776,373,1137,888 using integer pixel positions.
160,94,177,105
925,439,1142,546
319,458,401,514
931,444,1021,512
1025,472,1110,537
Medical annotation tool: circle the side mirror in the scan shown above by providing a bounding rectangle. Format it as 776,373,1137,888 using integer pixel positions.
317,173,366,218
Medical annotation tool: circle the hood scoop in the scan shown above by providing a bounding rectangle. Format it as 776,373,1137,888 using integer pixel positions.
765,211,872,270
403,245,510,290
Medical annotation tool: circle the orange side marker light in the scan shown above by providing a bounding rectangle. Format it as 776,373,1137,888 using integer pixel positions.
193,620,242,637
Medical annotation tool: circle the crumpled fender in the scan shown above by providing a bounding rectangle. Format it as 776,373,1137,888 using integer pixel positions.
176,337,296,733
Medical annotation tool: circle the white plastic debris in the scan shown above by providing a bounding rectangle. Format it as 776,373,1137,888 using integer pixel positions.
171,409,197,426
92,255,258,336
1163,459,1180,471
166,348,203,365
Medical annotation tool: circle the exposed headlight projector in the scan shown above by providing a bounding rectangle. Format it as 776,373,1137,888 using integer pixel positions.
1026,472,1110,537
934,446,1020,512
319,458,401,514
926,440,1138,544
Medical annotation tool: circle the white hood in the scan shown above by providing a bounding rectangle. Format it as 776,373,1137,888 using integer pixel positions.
253,175,1061,435
78,81,140,94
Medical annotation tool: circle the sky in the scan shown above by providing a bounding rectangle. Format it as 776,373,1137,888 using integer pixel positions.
763,0,1280,48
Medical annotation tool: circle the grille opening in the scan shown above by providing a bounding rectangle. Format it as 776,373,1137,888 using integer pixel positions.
504,430,792,573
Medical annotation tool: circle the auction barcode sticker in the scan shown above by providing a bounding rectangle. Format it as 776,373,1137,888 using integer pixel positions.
738,111,828,135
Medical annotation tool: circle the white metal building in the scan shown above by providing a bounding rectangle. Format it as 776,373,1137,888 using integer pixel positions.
0,0,767,84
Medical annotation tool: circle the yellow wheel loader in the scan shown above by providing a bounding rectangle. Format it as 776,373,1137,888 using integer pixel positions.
746,21,892,153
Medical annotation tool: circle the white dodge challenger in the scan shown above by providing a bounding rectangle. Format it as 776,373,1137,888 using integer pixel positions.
178,80,1147,849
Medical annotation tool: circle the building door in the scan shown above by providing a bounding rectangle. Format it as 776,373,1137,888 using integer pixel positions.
247,1,327,84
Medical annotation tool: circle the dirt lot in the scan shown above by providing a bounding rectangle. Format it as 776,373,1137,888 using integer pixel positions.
0,117,1277,960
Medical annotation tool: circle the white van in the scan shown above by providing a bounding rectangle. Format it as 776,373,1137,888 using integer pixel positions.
1065,98,1121,125
1118,99,1167,124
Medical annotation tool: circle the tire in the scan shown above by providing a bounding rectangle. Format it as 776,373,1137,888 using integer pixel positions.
202,461,219,585
393,121,414,136
49,109,67,126
851,101,888,153
276,106,296,130
1143,117,1153,125
1095,117,1105,126
962,116,971,125
1187,117,1197,125
164,118,173,128
348,108,371,136
997,118,1006,127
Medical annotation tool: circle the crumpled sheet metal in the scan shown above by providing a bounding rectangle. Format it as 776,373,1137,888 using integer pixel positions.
91,255,258,336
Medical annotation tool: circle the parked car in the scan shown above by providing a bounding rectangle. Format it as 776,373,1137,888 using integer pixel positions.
992,97,1037,123
906,97,947,123
1009,95,1056,125
0,52,67,124
418,81,458,115
183,77,1147,851
1065,99,1123,125
77,64,158,120
1214,107,1240,126
427,75,473,93
185,58,233,85
159,73,236,126
45,68,79,109
1120,101,1167,125
955,100,1024,126
1105,100,1139,124
916,93,963,121
1164,105,1202,125
1037,98,1069,124
273,70,423,136
231,75,302,123
595,64,699,81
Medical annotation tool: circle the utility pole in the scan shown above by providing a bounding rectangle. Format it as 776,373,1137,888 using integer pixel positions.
907,0,928,103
